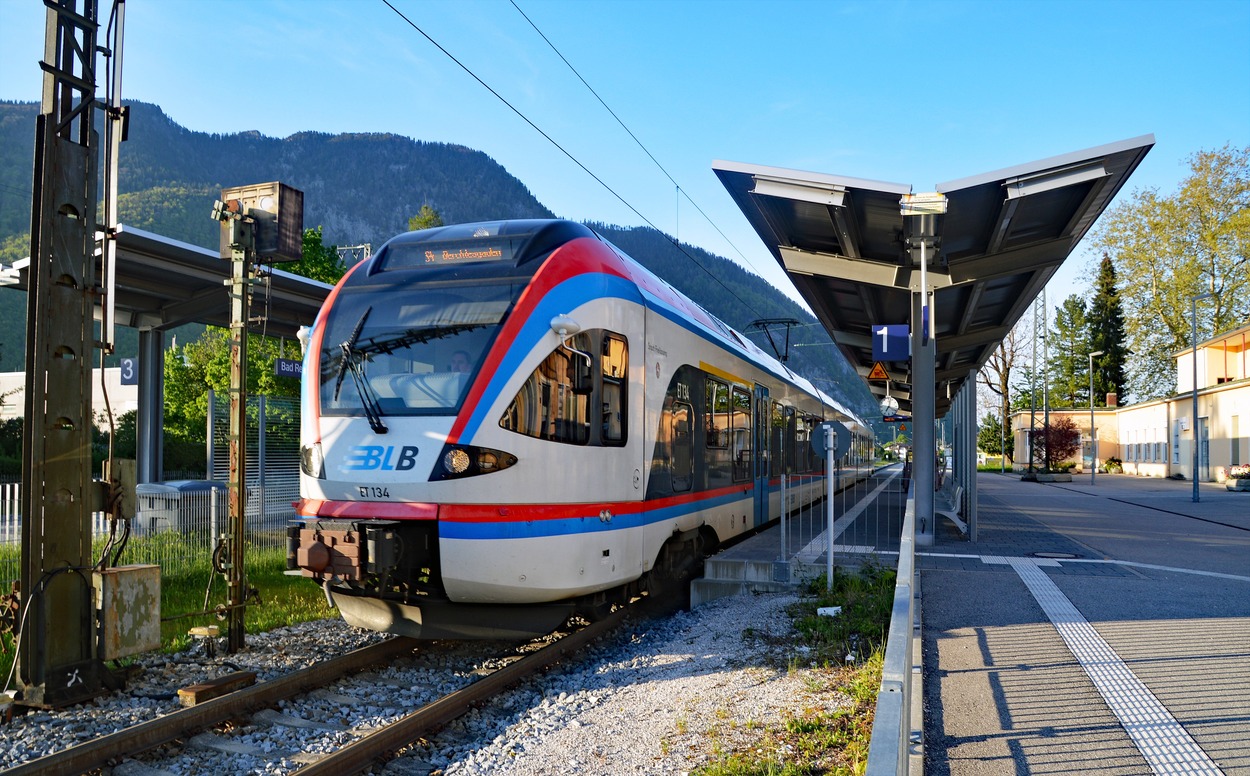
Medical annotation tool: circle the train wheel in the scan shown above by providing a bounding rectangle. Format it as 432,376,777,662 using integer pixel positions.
574,589,621,622
644,530,704,609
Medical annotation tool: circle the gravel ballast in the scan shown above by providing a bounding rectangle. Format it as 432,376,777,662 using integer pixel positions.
0,591,855,774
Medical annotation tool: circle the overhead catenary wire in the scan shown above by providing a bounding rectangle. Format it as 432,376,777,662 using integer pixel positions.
379,0,767,321
507,0,759,273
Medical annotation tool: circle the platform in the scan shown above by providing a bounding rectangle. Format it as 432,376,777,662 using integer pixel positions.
694,469,1250,775
921,472,1249,776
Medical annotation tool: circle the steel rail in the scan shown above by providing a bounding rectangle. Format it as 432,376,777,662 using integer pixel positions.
295,608,628,775
4,636,422,775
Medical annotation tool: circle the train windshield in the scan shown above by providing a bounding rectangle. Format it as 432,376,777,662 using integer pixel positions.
318,282,518,416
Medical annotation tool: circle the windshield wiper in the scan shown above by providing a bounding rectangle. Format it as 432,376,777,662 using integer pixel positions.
331,306,388,434
346,357,388,434
333,306,372,401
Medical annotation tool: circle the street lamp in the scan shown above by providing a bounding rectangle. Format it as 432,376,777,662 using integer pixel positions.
1191,292,1212,502
1088,350,1104,485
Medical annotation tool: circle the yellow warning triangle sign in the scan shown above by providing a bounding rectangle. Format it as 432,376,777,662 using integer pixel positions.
868,362,891,381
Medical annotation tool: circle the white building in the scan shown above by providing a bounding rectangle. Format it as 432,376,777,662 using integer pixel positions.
0,367,139,424
1012,322,1249,482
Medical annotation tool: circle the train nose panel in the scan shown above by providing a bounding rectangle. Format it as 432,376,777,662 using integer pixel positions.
329,590,575,640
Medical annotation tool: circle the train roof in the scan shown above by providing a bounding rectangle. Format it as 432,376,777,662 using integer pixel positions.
368,219,870,430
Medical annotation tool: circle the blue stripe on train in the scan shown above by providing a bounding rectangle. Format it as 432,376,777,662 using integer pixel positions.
439,488,752,540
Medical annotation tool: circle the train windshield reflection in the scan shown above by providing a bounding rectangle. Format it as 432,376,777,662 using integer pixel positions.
318,282,518,415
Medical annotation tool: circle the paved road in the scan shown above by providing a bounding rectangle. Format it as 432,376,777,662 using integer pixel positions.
921,472,1250,776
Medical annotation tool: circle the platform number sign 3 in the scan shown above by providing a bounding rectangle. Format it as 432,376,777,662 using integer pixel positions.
120,357,138,386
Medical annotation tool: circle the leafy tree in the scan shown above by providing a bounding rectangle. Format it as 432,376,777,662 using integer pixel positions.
408,205,444,231
1047,295,1088,408
1029,416,1081,470
0,417,21,477
1089,144,1249,400
978,325,1023,462
287,226,346,285
1087,254,1129,405
161,224,340,444
110,410,138,459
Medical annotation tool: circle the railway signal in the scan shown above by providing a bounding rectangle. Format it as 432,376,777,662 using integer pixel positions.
212,182,304,653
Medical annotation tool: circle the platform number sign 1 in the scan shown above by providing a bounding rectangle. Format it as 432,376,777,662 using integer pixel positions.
872,325,910,363
119,357,138,386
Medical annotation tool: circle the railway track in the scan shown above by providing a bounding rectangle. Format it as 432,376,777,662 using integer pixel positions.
6,608,627,775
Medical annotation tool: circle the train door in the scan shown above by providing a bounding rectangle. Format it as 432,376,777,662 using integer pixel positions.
753,384,770,526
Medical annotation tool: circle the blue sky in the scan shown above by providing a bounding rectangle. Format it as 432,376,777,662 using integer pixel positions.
2,0,1247,307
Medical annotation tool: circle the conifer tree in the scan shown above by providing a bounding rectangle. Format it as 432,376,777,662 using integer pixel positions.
1048,295,1088,407
1087,254,1129,405
408,205,444,231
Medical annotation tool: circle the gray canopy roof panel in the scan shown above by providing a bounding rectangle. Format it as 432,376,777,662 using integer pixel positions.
713,134,1154,417
9,224,332,339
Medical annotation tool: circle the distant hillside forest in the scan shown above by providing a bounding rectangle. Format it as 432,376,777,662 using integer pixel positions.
0,99,876,419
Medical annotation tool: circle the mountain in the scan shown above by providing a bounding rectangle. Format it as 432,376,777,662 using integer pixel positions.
0,100,876,419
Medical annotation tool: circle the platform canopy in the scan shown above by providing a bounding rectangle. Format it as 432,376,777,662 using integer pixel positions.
714,135,1154,418
7,224,331,338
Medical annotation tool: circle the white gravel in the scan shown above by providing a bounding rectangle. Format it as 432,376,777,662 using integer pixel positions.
0,591,852,775
394,591,852,776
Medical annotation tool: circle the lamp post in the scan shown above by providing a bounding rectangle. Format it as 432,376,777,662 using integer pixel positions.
1191,293,1212,502
1088,350,1104,485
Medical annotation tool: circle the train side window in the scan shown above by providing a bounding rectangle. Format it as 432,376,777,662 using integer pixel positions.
784,406,796,474
795,414,811,473
671,402,694,492
731,386,752,482
601,333,628,446
706,379,728,449
500,332,592,445
770,401,784,478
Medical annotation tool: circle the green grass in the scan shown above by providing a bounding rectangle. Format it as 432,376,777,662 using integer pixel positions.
0,535,333,684
692,563,896,776
786,563,895,665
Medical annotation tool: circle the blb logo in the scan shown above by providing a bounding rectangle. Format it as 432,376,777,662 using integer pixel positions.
343,445,419,471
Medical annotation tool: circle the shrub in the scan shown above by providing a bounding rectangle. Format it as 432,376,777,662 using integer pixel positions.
1028,416,1081,469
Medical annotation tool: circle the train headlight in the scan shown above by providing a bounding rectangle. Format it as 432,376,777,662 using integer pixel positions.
444,448,471,474
431,443,518,480
300,443,325,479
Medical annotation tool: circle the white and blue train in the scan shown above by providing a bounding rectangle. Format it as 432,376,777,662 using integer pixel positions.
289,219,873,639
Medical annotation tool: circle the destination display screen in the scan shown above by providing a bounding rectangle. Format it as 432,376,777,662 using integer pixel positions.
381,239,515,269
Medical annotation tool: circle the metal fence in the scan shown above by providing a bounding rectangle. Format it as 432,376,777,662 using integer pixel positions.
208,391,300,554
770,462,918,775
776,464,910,580
0,393,300,582
865,478,918,775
